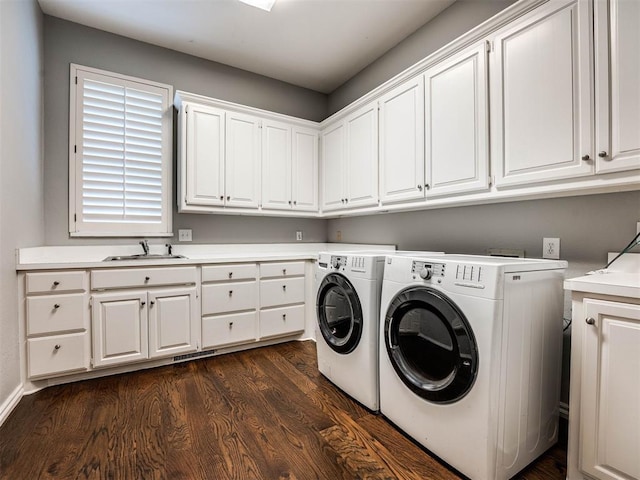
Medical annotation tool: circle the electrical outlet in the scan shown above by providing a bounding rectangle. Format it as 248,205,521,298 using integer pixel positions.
296,231,303,241
543,237,560,259
178,229,192,242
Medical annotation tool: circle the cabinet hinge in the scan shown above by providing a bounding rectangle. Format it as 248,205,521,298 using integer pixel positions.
74,213,77,222
74,145,77,153
75,76,78,84
486,40,493,53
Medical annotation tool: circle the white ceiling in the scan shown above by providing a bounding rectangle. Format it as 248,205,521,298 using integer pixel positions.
37,0,456,93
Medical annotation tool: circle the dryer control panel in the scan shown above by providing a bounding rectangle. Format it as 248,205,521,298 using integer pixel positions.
330,255,347,270
411,261,445,282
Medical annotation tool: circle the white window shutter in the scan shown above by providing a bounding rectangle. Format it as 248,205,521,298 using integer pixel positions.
70,65,172,236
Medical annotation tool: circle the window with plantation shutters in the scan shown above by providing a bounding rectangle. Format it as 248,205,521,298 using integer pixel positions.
69,65,173,236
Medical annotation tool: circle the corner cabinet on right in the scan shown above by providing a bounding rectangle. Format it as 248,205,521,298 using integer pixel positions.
565,271,640,480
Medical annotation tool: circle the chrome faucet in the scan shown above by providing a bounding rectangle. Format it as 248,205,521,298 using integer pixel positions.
165,243,173,255
139,239,149,256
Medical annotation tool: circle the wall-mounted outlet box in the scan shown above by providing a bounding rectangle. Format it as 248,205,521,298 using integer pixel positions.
543,237,560,259
178,229,192,242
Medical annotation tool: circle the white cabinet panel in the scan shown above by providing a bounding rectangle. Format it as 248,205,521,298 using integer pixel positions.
26,271,86,294
259,304,305,340
202,311,257,349
292,127,318,211
426,43,489,197
595,0,640,174
148,287,198,359
346,102,379,208
27,293,87,336
185,103,225,206
581,299,640,480
321,122,346,211
92,291,148,367
225,112,261,208
491,0,593,186
261,120,292,210
379,76,425,204
28,333,89,378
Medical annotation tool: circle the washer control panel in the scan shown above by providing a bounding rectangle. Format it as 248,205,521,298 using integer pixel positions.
411,261,445,282
330,255,347,270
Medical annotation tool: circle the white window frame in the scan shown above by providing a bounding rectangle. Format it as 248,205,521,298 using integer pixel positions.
69,64,173,237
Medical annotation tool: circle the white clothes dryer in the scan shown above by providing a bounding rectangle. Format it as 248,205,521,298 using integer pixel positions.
379,254,567,480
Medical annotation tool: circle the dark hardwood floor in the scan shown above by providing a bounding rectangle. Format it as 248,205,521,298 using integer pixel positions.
0,341,567,479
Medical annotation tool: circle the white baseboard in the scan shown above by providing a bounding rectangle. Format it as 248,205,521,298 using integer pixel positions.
0,384,24,427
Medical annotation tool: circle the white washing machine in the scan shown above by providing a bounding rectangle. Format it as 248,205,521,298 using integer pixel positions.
379,254,567,480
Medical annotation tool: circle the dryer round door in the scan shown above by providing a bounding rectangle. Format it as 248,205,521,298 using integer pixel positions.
384,286,478,404
316,273,363,354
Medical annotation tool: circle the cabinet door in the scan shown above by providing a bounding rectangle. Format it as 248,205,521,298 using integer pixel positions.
321,122,346,211
379,76,425,204
225,112,261,208
595,0,640,174
346,101,379,208
581,299,640,480
490,0,593,187
92,291,148,367
292,127,318,211
261,120,292,210
184,103,225,206
426,43,489,197
148,287,198,359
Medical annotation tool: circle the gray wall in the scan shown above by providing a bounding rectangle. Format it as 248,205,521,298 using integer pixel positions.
0,0,45,410
328,0,517,115
43,16,329,247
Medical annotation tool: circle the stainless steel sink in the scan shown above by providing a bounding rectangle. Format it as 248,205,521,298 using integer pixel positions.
103,254,186,261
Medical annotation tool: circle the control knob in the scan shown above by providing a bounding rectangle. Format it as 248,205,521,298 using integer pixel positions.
419,267,432,280
331,258,341,269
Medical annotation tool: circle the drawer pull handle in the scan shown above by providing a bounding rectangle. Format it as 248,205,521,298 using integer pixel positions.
283,269,287,275
52,281,60,287
282,285,286,291
282,314,286,320
228,272,233,279
229,290,233,296
53,304,60,310
141,301,146,307
54,344,61,350
150,301,155,306
145,276,150,282
229,322,233,328
586,317,596,325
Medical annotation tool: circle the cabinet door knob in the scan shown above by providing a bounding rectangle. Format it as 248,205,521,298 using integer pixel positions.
293,200,297,205
417,184,423,191
282,285,287,291
282,269,287,275
226,195,230,201
288,200,292,205
425,184,430,190
581,154,591,161
145,276,150,282
229,290,233,296
229,322,233,328
150,300,155,306
53,304,60,309
282,314,286,320
141,301,146,307
598,151,607,158
52,281,60,287
585,317,595,325
54,344,61,350
220,195,224,200
228,272,233,278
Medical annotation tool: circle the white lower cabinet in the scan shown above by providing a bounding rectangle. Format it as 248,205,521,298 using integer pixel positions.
259,261,306,340
92,287,198,367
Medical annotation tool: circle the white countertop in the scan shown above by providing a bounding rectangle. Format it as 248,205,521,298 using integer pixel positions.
15,243,397,270
564,253,640,299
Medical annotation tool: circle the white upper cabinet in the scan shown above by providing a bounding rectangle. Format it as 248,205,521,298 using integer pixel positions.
261,120,292,210
321,122,347,211
225,112,261,208
379,76,425,204
490,0,593,187
594,0,640,174
184,103,225,207
321,101,379,212
291,127,319,211
346,101,379,208
425,42,489,197
262,121,318,211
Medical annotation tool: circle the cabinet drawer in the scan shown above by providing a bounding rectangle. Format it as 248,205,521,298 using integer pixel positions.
202,311,257,349
260,277,305,308
260,261,305,279
260,304,305,339
27,293,87,336
202,263,258,282
26,271,86,294
27,333,89,378
202,281,257,315
91,267,197,290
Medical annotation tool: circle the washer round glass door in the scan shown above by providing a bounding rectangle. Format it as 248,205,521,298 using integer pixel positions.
384,286,478,404
316,273,363,354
